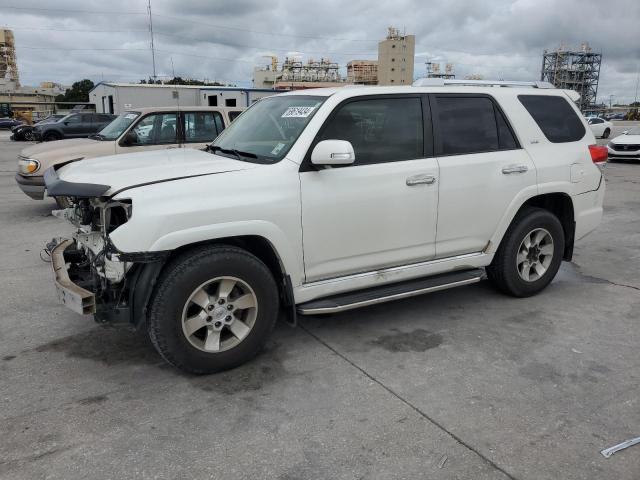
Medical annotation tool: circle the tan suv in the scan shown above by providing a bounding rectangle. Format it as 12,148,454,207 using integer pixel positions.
15,106,243,206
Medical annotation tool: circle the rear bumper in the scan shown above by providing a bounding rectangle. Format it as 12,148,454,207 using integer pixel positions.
14,173,45,200
573,175,605,241
51,239,96,315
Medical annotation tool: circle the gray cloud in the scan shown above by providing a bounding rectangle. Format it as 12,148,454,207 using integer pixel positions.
2,0,638,103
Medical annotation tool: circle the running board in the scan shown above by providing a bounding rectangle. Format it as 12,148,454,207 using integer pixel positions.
297,269,484,315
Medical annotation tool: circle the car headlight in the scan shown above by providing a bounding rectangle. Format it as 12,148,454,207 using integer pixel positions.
18,157,40,175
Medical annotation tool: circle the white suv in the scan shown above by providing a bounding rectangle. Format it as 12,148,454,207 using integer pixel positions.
46,80,606,374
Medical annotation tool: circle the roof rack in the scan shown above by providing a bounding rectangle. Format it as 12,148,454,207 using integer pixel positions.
412,78,555,89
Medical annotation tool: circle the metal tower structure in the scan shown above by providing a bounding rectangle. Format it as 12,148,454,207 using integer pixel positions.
0,29,20,87
541,43,601,111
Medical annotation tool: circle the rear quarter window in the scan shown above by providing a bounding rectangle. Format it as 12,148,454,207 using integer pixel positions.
518,94,586,143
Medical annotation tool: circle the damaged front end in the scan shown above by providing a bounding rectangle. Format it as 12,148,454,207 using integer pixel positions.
46,167,167,327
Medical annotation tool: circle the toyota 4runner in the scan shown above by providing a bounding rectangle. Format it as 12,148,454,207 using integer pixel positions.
45,80,606,374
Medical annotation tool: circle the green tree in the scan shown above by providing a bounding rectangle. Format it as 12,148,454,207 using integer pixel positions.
55,79,95,103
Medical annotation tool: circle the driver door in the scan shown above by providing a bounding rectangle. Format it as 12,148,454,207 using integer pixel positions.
116,112,180,154
299,95,438,282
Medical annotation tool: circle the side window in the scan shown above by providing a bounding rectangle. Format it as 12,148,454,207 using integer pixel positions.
130,113,178,145
518,95,586,143
495,106,519,150
65,115,81,124
434,96,499,155
183,112,224,143
225,98,237,107
229,111,242,122
81,114,94,123
318,97,424,165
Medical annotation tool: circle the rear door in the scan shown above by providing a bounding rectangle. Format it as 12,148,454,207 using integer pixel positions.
181,111,225,149
432,94,536,258
299,95,439,282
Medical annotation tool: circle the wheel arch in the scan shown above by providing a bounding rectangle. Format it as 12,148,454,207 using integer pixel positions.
492,192,575,261
131,234,295,329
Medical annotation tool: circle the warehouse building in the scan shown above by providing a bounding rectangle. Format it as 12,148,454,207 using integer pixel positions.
89,82,275,115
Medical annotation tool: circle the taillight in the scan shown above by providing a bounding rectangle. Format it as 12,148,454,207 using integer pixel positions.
589,144,608,164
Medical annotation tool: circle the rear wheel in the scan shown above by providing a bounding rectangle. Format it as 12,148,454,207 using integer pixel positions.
603,128,610,139
147,245,279,374
486,207,564,297
24,130,35,141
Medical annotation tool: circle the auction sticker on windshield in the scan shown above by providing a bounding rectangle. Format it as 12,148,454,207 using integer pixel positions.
124,113,139,120
282,106,316,118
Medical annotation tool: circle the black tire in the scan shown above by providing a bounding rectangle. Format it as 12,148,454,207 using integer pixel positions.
603,128,610,139
43,131,62,142
24,131,35,141
54,196,73,208
147,245,279,374
486,207,564,297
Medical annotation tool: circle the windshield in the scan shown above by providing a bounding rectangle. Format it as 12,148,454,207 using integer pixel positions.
98,112,141,140
211,95,325,163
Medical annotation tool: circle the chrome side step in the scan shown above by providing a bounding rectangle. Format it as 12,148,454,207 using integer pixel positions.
297,269,483,315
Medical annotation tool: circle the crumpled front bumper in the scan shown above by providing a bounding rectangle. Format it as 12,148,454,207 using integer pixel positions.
51,238,96,315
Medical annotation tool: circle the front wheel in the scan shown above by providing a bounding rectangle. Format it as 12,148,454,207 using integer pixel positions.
147,245,279,374
486,207,564,297
602,128,610,139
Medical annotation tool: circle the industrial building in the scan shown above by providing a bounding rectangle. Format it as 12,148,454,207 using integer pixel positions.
253,56,347,90
0,29,64,121
425,62,455,79
347,60,378,85
541,43,601,111
90,82,275,115
377,27,415,85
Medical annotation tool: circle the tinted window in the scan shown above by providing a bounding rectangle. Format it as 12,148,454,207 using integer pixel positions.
318,97,424,165
65,115,81,123
229,111,242,121
495,107,518,150
518,95,585,143
183,111,223,143
435,96,498,155
81,114,93,122
129,112,177,145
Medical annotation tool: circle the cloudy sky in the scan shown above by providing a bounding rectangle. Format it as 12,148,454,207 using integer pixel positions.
2,0,639,103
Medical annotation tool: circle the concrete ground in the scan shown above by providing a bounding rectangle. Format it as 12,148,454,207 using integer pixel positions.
0,123,639,480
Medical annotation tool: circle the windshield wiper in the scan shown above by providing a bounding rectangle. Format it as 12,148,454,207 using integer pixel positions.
209,145,258,161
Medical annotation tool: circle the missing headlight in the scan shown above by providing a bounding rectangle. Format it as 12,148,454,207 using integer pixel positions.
104,200,132,233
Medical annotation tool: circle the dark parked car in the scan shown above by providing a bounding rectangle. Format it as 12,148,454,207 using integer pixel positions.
10,115,66,141
34,112,116,142
0,118,25,129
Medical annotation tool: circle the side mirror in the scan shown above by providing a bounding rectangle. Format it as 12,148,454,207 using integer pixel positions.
311,140,355,166
121,131,138,146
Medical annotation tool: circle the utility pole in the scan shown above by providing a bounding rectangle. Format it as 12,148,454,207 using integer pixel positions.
148,0,157,83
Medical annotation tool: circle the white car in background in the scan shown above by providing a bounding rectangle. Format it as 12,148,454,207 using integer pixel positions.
587,117,613,139
607,126,640,161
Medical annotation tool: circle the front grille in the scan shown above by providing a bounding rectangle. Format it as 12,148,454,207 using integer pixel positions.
612,144,640,152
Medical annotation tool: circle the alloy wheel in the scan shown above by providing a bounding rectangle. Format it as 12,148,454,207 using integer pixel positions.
181,276,258,353
516,228,554,282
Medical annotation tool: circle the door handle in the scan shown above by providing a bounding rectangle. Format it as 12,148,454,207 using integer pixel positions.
502,164,528,174
406,174,436,186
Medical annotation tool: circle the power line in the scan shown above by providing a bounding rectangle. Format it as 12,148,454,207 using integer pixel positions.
0,5,146,15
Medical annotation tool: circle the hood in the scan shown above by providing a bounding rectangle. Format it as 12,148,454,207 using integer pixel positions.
56,148,257,196
21,138,115,160
610,134,640,145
